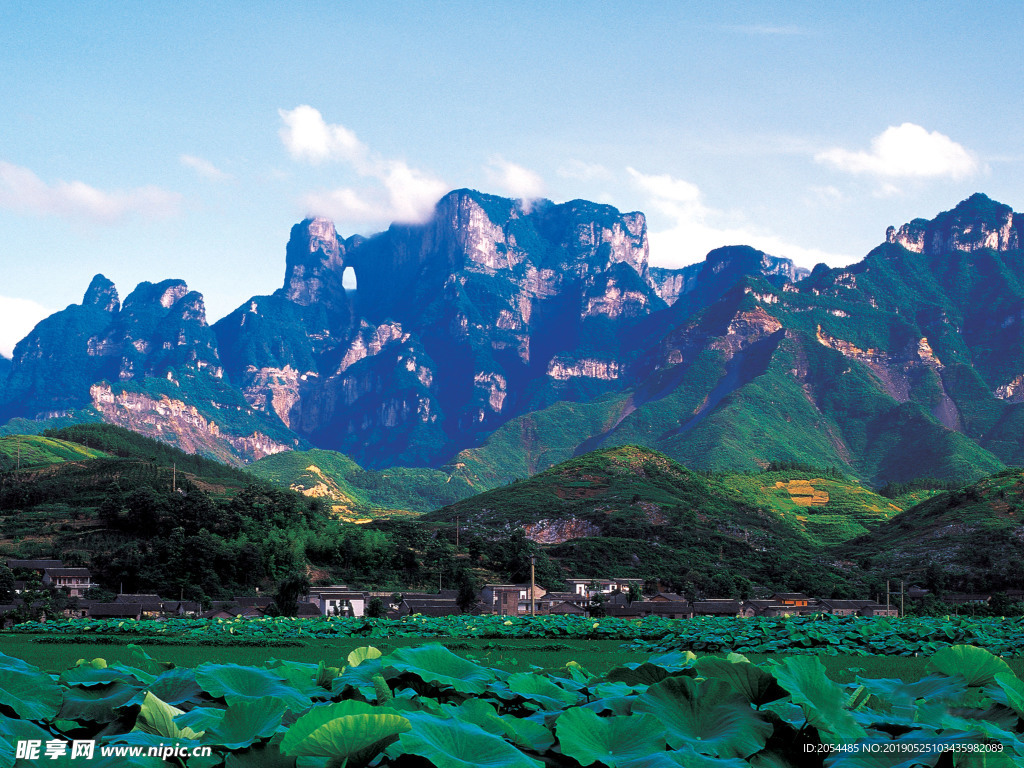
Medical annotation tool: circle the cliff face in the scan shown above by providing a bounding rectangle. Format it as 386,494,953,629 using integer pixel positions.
886,193,1022,255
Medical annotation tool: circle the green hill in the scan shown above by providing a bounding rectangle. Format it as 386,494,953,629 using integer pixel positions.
839,467,1024,593
249,448,476,520
0,434,108,470
423,445,906,596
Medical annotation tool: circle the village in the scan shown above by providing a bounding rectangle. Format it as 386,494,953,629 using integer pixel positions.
3,558,1003,623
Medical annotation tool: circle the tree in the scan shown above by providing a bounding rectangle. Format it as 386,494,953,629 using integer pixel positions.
454,567,479,613
272,573,311,617
365,596,388,618
0,564,14,602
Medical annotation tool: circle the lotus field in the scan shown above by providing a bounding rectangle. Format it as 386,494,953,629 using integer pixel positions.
1,641,1022,767
11,614,1024,656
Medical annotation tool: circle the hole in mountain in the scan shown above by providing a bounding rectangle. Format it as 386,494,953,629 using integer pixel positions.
342,266,357,290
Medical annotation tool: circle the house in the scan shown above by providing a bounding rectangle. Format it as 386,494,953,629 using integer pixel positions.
89,603,143,620
42,568,94,597
943,593,992,605
635,601,693,620
308,588,366,617
770,593,811,607
693,600,742,616
604,603,644,619
400,598,461,617
480,584,521,615
857,601,898,617
565,578,641,598
163,601,201,617
114,593,165,617
6,559,63,576
816,599,866,617
650,592,688,602
547,601,586,615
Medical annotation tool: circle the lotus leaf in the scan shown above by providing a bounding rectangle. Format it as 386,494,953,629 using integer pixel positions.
202,699,286,750
927,646,1013,687
348,646,382,667
856,674,968,707
0,653,63,721
134,691,204,740
195,663,312,712
387,644,493,695
280,700,410,767
0,714,53,768
444,699,555,752
175,706,227,733
770,655,866,744
393,712,542,768
224,742,299,768
145,667,206,706
634,675,772,758
59,679,141,723
332,658,387,700
603,662,673,688
620,746,749,768
61,658,144,687
694,656,787,707
507,672,579,710
555,707,666,767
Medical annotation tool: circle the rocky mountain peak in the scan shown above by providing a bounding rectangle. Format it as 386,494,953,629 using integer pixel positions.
886,193,1020,255
83,274,120,313
282,217,349,309
122,280,190,312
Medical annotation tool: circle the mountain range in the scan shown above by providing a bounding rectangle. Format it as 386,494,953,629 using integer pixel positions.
2,190,1023,490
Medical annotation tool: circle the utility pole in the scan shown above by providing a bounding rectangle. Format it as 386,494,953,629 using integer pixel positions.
172,462,176,493
886,580,890,614
455,516,459,548
528,552,536,618
901,580,905,618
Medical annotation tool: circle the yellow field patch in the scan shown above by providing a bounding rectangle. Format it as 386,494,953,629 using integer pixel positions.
774,479,830,506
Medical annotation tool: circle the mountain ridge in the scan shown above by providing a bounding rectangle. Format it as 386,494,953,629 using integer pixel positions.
1,190,1022,488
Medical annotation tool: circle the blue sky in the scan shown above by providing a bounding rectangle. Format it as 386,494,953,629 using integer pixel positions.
1,2,1022,356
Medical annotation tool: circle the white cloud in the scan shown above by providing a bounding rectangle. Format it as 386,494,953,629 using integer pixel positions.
485,156,545,201
180,154,232,182
279,105,446,226
815,123,979,180
628,167,851,268
0,160,180,223
278,105,366,165
0,296,51,359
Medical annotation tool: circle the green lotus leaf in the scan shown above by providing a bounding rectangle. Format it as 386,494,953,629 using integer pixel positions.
146,667,206,706
175,706,227,733
224,742,298,768
61,658,144,687
507,672,579,710
602,662,674,688
694,656,787,707
393,712,542,768
134,691,204,740
386,644,494,694
202,699,286,750
927,645,1013,687
0,652,62,721
555,707,666,767
332,658,387,700
770,656,866,744
316,660,343,689
993,672,1024,719
633,675,771,758
0,714,53,768
265,661,324,698
856,674,968,707
444,699,555,753
195,663,312,712
280,700,410,767
348,646,382,667
59,679,140,723
620,746,749,768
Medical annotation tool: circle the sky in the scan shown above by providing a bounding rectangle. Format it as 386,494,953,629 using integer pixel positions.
1,2,1023,358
